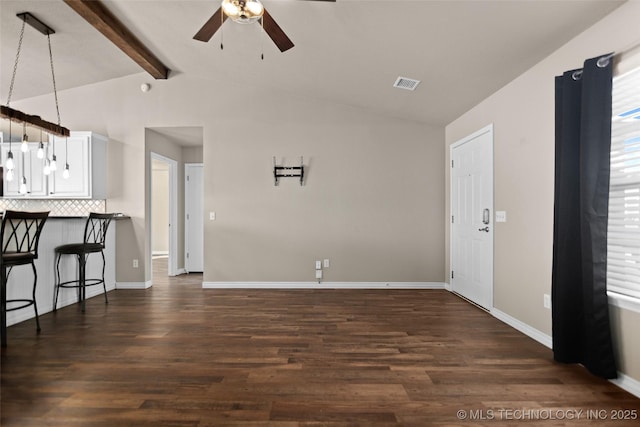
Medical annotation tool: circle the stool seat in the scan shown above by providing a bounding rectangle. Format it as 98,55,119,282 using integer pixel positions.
55,243,104,255
53,213,114,313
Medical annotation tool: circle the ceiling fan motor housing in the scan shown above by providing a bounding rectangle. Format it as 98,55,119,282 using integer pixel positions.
222,0,264,23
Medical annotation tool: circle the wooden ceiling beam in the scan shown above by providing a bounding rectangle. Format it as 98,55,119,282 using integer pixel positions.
63,0,169,79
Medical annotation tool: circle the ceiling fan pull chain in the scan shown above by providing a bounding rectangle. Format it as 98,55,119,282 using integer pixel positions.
220,10,224,50
261,17,264,60
6,18,26,107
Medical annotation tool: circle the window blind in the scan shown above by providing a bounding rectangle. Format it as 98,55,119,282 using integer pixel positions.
608,66,640,300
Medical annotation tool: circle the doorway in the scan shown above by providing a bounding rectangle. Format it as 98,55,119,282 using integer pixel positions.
150,152,178,277
450,124,494,310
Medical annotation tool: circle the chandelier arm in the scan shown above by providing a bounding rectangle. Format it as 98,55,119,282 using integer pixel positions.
6,19,26,107
47,33,62,126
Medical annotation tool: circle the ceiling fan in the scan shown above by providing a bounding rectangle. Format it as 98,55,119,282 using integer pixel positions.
193,0,335,52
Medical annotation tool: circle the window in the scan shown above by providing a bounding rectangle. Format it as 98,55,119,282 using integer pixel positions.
608,66,640,305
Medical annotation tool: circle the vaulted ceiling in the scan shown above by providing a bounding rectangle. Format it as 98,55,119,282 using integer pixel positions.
0,0,625,126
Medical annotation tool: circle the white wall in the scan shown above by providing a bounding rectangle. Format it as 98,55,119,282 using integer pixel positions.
14,68,445,286
445,1,640,383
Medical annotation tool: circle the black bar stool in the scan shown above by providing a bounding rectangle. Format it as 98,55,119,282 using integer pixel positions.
1,210,50,347
53,213,114,313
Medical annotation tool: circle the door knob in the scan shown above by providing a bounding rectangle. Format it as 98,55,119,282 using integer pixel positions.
478,227,490,232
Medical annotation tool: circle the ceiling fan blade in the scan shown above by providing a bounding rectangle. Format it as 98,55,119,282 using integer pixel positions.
193,7,227,42
262,9,294,53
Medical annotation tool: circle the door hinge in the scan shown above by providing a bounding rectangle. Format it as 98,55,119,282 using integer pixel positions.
451,159,454,168
187,213,190,220
451,215,454,224
187,175,190,181
451,271,454,279
186,252,189,259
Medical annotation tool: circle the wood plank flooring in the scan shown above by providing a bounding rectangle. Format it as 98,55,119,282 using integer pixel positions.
1,259,639,426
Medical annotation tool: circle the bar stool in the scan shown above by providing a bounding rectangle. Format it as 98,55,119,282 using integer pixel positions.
53,213,114,313
1,210,50,347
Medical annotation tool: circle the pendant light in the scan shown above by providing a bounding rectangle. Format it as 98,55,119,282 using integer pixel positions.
50,137,57,171
19,151,27,195
62,137,70,179
19,177,27,195
43,142,51,175
5,119,15,181
37,129,45,159
21,123,29,152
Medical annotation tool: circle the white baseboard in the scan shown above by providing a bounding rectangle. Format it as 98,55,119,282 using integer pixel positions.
490,307,553,349
202,281,447,290
489,308,640,398
610,372,640,398
116,281,152,289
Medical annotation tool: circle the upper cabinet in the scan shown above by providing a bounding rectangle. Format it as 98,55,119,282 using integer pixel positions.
1,131,106,199
1,142,48,197
48,132,107,199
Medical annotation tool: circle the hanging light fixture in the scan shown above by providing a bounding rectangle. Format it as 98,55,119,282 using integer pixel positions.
43,140,51,175
1,12,70,187
21,123,29,152
37,130,45,159
63,137,70,179
221,0,264,23
19,152,27,195
5,120,15,182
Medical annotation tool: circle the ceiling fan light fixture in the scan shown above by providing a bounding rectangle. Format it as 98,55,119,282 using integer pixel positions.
221,0,264,24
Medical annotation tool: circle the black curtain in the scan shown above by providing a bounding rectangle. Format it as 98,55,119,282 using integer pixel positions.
552,54,617,379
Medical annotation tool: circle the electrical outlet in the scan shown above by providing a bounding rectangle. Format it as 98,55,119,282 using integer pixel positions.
324,259,330,268
315,260,322,270
209,211,216,221
133,259,139,268
543,294,551,309
315,270,323,280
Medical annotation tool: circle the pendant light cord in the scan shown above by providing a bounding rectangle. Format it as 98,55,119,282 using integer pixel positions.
47,33,61,126
5,18,26,107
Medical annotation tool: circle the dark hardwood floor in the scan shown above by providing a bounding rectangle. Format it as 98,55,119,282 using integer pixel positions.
1,258,639,426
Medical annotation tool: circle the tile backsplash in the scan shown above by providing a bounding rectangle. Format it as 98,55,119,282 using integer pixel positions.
0,199,106,217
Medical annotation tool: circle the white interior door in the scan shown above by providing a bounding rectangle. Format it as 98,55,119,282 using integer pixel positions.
450,125,494,310
185,164,204,272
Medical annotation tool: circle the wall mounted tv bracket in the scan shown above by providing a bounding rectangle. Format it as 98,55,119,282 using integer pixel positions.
273,156,304,186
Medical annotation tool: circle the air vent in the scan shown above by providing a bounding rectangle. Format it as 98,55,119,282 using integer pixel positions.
393,76,421,91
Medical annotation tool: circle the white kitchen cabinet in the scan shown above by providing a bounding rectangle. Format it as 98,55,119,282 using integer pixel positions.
1,143,47,197
1,131,106,199
48,131,106,199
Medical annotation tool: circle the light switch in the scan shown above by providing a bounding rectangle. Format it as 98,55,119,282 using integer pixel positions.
495,211,507,223
209,212,216,221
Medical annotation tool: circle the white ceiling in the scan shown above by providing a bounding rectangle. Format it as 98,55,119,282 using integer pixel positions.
0,0,626,128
